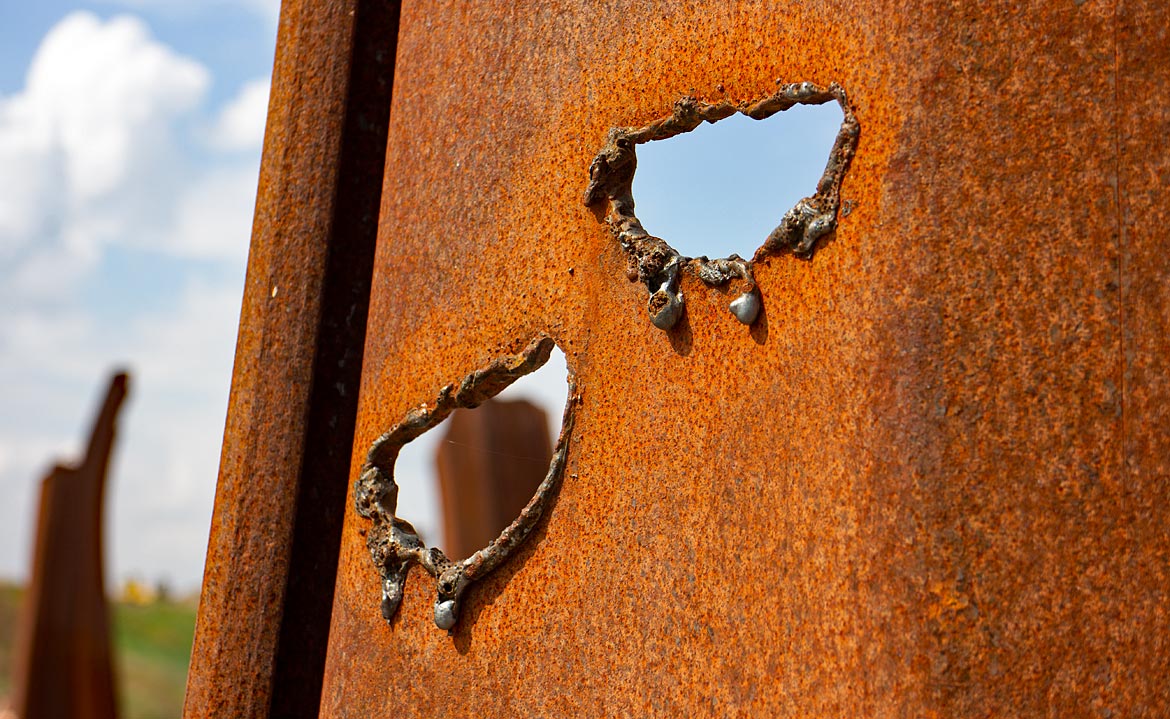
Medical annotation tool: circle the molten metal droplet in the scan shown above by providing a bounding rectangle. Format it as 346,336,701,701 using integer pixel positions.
729,290,761,325
380,579,403,621
649,289,683,330
434,599,457,630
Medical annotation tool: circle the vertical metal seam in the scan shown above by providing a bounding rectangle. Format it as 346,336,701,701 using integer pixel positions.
267,0,401,714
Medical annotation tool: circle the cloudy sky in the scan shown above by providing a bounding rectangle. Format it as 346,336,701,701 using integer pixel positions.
0,0,842,592
0,0,278,592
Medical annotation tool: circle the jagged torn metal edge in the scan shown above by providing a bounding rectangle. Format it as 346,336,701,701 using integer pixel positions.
354,335,580,631
583,81,860,330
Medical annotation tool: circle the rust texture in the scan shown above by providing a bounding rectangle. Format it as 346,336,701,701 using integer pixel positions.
436,398,553,562
584,82,859,329
12,372,126,719
314,0,1170,716
355,336,579,630
181,0,399,717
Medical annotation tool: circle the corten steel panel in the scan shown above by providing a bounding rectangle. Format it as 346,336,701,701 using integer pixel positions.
181,0,399,717
316,0,1169,716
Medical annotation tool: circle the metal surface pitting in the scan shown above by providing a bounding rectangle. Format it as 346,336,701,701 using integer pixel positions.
354,335,580,630
584,81,859,330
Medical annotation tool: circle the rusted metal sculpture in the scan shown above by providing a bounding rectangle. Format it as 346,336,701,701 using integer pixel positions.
181,0,400,715
185,0,1170,717
11,372,127,719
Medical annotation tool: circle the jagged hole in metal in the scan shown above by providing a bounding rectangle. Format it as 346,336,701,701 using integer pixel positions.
393,347,567,560
354,336,579,631
583,81,860,330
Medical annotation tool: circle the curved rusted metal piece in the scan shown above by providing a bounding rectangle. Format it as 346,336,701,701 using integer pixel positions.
355,335,581,630
583,81,860,330
12,372,127,719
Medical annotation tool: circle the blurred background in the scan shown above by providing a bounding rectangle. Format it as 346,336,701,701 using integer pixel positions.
0,3,841,713
1,2,278,592
0,2,279,714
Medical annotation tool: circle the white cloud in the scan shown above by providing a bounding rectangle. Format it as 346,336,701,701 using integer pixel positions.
0,10,214,302
245,0,282,22
0,101,64,256
23,13,209,200
209,79,270,151
169,163,259,263
107,277,245,588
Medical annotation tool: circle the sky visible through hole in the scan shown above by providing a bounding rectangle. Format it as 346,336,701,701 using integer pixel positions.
632,104,844,260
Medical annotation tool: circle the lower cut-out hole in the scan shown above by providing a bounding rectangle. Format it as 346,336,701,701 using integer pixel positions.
392,346,568,561
632,103,844,260
356,336,580,629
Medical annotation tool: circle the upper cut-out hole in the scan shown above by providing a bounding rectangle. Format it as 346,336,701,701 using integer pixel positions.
392,346,568,561
631,104,844,260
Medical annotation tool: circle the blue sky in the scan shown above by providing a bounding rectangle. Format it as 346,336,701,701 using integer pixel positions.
634,107,842,260
0,1,843,591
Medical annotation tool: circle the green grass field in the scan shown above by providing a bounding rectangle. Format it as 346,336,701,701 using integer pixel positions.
0,582,21,705
0,581,196,719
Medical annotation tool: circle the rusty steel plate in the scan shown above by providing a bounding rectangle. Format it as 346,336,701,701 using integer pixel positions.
190,0,1170,716
321,0,1170,716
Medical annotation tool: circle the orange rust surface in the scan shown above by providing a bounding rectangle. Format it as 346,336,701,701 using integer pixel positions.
319,1,1170,715
172,0,1169,715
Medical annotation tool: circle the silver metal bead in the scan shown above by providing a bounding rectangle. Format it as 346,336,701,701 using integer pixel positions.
729,290,761,325
434,599,457,630
648,289,683,330
380,577,404,622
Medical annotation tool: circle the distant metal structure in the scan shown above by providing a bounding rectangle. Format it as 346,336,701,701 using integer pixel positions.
436,398,553,563
185,0,1170,717
11,372,127,719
